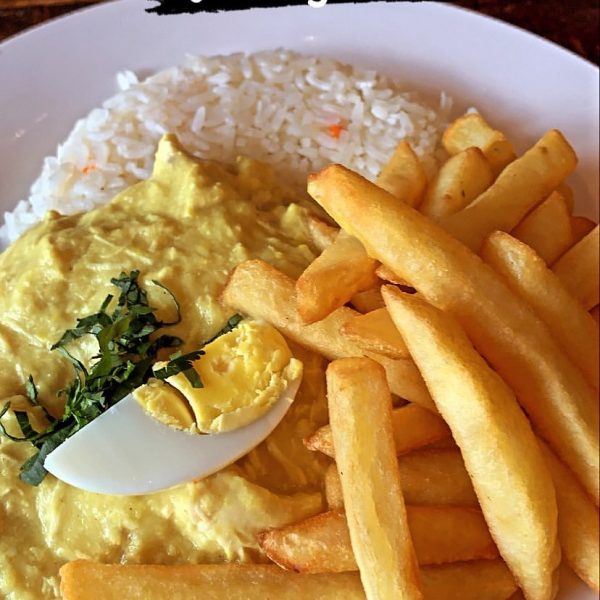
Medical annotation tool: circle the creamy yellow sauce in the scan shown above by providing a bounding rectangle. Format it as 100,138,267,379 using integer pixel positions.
0,135,330,599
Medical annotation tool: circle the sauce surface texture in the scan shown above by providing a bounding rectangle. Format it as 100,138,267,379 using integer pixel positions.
0,135,328,599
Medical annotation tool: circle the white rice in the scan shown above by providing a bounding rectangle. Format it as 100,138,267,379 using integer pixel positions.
0,49,453,246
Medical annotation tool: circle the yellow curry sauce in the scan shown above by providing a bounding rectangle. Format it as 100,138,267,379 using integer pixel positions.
0,135,330,599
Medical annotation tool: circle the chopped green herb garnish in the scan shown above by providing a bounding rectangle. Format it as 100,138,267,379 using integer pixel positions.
154,350,205,388
0,271,241,486
205,313,244,344
25,374,55,423
0,402,30,442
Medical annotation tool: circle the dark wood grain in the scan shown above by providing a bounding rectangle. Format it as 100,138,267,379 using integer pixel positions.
454,0,599,65
0,1,98,42
1,0,598,65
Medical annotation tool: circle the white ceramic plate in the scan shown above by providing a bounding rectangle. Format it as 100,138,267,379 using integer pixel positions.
0,2,597,598
1,0,598,219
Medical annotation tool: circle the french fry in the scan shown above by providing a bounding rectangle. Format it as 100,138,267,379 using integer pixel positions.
439,129,577,251
591,305,599,323
376,354,438,411
305,403,450,459
60,560,517,600
325,447,478,509
307,165,599,504
556,182,575,212
327,357,422,600
376,140,427,208
296,231,378,323
222,260,360,359
382,288,560,600
221,260,437,411
552,225,599,310
306,214,338,251
396,448,478,507
481,232,599,389
512,190,574,264
259,507,498,572
376,264,411,286
420,147,494,220
340,307,409,359
441,112,516,176
261,510,355,572
419,560,518,600
392,506,498,565
324,462,344,509
570,215,596,245
423,438,458,450
349,286,385,313
380,363,440,411
538,440,600,592
59,562,368,600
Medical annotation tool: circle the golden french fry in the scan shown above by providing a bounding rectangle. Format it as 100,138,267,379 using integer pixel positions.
439,130,578,251
420,147,494,220
349,286,385,313
442,112,516,176
296,231,378,323
222,260,359,360
570,215,597,245
375,354,438,411
324,462,344,509
420,560,518,600
552,225,599,310
260,510,355,572
376,140,428,208
259,506,498,573
60,560,517,600
397,448,478,507
59,561,367,600
327,357,422,600
307,164,598,504
538,440,600,592
383,289,560,600
512,190,574,264
325,447,478,510
556,182,575,212
305,402,450,459
481,232,599,389
423,438,458,450
376,264,411,286
221,260,436,411
306,214,339,251
406,506,498,565
340,307,409,359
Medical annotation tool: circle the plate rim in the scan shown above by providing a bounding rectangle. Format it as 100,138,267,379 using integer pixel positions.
0,0,598,76
0,3,597,599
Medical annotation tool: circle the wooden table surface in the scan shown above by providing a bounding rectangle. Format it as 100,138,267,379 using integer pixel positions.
0,0,598,66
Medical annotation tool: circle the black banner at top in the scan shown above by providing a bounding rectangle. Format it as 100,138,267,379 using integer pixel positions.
147,0,410,15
